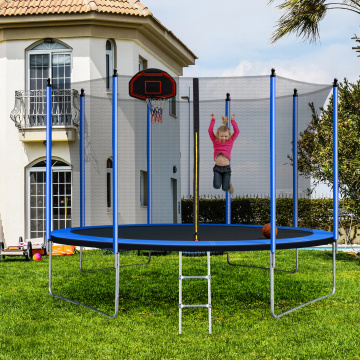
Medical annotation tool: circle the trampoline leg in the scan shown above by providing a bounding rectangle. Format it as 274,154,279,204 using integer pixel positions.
270,241,336,318
49,240,120,318
179,251,182,336
79,246,151,273
227,249,299,274
178,251,212,335
207,251,212,335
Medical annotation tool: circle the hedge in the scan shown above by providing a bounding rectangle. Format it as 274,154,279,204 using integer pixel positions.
181,197,355,231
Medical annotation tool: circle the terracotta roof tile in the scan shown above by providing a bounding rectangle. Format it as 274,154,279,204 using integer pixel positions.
0,0,152,17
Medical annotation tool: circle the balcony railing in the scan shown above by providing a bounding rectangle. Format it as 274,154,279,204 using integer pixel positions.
10,89,80,129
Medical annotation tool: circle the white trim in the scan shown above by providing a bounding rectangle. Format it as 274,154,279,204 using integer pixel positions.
27,39,72,52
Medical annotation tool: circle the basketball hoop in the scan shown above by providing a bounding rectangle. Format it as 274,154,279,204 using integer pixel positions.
146,97,167,124
129,68,176,125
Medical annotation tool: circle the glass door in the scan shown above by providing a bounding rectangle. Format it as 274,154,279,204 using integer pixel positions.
27,160,72,239
29,170,46,239
52,170,72,231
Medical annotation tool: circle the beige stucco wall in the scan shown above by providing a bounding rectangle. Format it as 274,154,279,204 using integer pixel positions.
1,39,30,245
0,33,182,246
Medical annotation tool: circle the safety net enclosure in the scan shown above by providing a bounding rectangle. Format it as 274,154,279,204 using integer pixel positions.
55,73,333,228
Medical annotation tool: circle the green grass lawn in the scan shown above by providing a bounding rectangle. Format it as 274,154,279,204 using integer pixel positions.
1,249,360,360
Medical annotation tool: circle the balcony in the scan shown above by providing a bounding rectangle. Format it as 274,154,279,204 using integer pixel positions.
10,89,80,142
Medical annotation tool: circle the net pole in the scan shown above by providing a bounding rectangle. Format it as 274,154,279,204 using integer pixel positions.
187,87,191,197
46,79,52,243
147,100,153,224
193,78,200,241
225,93,231,224
292,89,298,227
112,71,119,254
333,79,339,241
270,69,276,255
80,89,85,227
269,69,276,317
79,89,85,269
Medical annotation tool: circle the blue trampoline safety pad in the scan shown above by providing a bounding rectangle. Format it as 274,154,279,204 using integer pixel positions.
50,224,334,252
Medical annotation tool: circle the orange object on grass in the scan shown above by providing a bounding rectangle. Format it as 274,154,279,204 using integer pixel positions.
49,245,76,256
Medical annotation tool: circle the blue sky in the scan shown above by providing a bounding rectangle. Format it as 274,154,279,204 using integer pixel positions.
145,0,360,84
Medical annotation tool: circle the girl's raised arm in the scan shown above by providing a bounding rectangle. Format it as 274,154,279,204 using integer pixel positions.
208,114,216,141
231,114,240,141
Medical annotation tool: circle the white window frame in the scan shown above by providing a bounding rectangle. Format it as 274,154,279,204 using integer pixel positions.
106,40,114,92
106,158,113,212
140,170,147,207
169,96,177,117
26,40,73,128
139,56,148,72
26,160,72,240
26,40,72,94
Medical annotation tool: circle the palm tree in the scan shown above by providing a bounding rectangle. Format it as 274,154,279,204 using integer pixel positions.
268,0,360,44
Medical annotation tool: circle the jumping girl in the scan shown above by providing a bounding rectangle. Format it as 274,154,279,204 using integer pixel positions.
208,113,240,194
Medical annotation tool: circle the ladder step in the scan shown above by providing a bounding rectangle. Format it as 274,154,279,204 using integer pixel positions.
180,304,211,309
180,275,209,279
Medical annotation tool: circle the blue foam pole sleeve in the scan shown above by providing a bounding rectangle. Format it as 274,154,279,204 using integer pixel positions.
147,104,152,224
46,81,52,241
292,92,299,227
80,90,85,228
333,82,339,240
270,72,276,253
225,94,231,224
112,73,119,253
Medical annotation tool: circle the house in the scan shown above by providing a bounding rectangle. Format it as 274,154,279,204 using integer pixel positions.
0,0,196,246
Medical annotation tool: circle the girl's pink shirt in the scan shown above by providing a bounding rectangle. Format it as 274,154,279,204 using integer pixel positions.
208,118,240,160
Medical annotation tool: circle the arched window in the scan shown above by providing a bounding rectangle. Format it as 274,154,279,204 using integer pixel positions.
27,39,72,92
27,39,72,126
26,158,72,239
106,40,114,91
107,158,113,210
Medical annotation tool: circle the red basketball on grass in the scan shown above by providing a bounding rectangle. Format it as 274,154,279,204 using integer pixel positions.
262,223,278,239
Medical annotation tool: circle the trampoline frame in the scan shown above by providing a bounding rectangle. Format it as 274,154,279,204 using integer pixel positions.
46,70,339,333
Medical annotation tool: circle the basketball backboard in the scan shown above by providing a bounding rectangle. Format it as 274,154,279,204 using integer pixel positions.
129,68,176,100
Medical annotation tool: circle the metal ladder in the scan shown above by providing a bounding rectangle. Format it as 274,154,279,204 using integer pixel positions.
178,251,212,335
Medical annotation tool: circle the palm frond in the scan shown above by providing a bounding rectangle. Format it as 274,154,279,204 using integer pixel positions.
270,0,328,44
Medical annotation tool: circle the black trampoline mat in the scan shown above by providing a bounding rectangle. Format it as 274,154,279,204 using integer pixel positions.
73,224,312,241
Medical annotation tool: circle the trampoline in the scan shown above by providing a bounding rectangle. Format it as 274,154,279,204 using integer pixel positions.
51,224,333,252
46,69,339,335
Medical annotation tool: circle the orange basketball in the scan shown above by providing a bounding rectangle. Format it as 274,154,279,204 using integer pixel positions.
262,223,278,239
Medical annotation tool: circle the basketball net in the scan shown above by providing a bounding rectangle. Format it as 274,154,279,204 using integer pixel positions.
146,98,167,124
